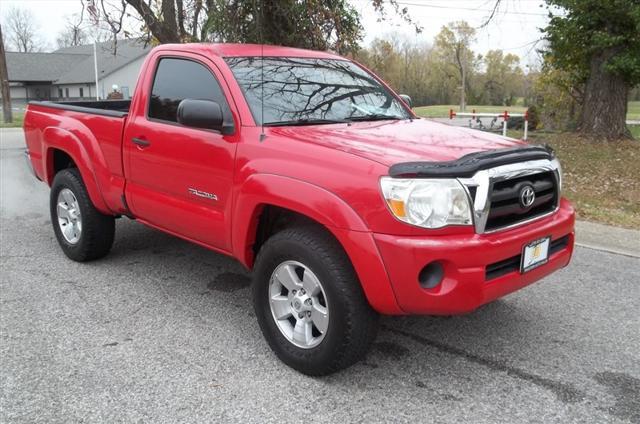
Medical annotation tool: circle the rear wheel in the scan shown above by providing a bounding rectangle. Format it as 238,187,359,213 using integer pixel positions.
50,168,115,261
252,225,378,375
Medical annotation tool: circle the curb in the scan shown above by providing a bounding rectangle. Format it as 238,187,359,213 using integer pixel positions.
575,242,640,259
575,220,640,258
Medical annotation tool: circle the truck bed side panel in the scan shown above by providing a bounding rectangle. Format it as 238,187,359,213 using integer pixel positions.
24,104,128,215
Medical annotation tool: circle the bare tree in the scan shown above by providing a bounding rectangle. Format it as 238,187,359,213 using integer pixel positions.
3,7,42,52
56,7,88,49
87,0,197,44
90,0,421,46
434,22,476,111
0,24,12,124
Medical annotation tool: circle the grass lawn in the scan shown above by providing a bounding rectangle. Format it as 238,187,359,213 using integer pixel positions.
525,132,640,229
0,112,24,128
628,101,640,121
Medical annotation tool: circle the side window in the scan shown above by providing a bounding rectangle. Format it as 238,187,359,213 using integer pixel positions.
148,57,229,124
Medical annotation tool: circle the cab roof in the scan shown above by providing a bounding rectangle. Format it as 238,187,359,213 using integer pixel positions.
154,43,345,60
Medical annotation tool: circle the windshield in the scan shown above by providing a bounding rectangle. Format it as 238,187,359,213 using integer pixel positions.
225,57,411,126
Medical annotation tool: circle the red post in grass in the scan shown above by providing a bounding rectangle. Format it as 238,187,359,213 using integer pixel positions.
502,111,509,136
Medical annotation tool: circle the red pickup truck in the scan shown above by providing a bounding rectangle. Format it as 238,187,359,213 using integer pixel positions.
24,43,575,375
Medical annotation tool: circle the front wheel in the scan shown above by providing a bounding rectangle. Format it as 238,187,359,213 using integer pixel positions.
252,225,379,375
50,168,115,262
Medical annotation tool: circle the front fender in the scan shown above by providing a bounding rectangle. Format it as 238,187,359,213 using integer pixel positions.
233,173,403,314
42,126,111,214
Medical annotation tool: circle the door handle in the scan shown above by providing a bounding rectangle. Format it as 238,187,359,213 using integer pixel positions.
132,138,150,147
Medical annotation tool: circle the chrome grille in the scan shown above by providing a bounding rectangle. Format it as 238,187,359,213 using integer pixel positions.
459,158,561,234
485,171,558,231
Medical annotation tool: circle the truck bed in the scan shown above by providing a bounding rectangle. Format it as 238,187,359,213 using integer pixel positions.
28,100,131,117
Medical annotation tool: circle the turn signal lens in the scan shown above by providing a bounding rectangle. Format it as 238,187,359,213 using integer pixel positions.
387,198,406,218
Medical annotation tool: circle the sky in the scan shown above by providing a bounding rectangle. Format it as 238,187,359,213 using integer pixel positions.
355,0,551,68
0,0,551,68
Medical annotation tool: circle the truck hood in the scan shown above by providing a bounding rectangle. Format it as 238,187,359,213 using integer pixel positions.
267,118,525,166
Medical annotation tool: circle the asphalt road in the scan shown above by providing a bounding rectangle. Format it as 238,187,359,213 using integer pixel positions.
1,130,639,423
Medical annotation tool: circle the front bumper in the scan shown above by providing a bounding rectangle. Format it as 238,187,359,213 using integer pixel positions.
373,198,575,315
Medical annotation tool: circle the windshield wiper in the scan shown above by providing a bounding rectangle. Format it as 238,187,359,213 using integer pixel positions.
264,118,348,126
347,113,404,122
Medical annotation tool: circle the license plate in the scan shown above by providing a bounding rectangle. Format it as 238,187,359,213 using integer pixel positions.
521,236,551,273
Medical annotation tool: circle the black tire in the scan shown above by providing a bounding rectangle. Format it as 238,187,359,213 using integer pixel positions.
50,168,115,262
252,224,379,375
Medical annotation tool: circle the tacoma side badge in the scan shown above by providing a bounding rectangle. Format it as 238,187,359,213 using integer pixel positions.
188,188,218,201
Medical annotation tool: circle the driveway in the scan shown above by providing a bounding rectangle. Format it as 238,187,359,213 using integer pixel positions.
1,129,639,423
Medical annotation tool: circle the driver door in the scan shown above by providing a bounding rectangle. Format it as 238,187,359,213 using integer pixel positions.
123,54,237,251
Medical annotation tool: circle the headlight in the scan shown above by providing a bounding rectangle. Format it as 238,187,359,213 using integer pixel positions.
380,177,472,229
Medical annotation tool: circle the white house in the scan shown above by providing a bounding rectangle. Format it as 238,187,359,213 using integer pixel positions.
3,39,150,106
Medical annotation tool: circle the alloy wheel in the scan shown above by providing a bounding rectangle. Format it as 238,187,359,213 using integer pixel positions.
57,188,82,244
268,260,329,349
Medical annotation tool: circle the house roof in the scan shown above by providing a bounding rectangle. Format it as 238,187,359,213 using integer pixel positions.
5,52,88,82
54,39,151,84
6,39,150,84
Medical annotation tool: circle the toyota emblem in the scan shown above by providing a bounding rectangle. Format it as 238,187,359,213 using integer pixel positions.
519,185,536,208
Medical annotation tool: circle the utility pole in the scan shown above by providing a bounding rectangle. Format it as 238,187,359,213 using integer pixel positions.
460,62,466,112
0,24,13,124
88,0,100,100
93,41,99,100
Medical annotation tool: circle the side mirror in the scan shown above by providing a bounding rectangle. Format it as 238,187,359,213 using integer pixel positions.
399,94,412,109
177,99,230,133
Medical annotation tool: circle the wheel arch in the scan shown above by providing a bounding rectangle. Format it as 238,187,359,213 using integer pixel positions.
232,174,368,267
42,126,111,214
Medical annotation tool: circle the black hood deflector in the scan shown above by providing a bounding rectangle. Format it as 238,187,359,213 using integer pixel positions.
389,145,554,178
